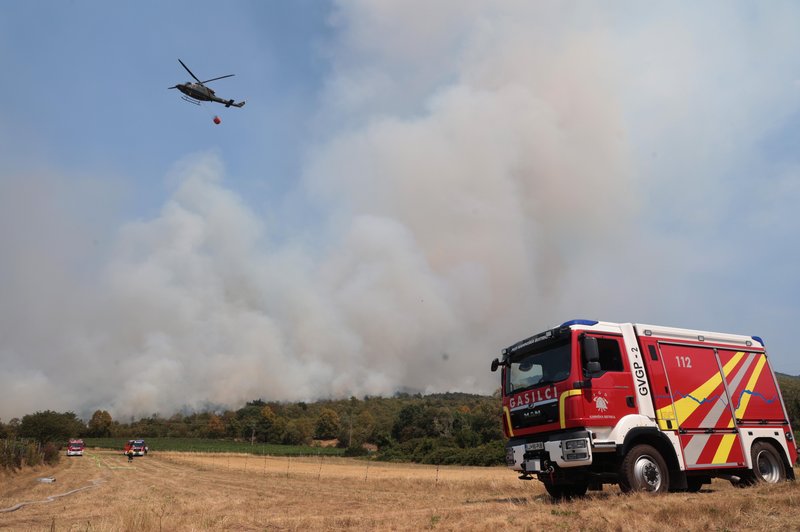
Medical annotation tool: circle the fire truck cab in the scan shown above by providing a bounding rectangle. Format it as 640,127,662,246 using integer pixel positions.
491,319,797,498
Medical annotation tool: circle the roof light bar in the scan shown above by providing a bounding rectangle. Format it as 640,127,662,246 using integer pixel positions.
560,319,599,327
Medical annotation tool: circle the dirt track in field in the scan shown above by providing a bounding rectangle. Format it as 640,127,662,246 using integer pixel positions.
1,450,798,531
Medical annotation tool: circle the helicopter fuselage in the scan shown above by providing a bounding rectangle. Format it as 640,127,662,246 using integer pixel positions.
170,59,246,108
176,82,217,102
175,82,245,108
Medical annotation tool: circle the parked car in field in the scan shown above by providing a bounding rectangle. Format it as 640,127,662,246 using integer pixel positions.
123,439,148,456
66,439,85,456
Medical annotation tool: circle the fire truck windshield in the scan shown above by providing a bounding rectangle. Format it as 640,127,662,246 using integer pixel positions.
505,339,571,395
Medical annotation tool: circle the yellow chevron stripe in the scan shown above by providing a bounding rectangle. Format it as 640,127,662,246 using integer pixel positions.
657,351,745,425
503,406,514,437
712,433,738,464
559,389,583,429
734,354,766,420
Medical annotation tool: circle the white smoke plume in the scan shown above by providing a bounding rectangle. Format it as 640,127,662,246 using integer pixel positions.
2,2,799,420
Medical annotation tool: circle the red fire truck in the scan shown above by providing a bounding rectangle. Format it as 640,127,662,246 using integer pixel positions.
491,319,797,498
123,439,148,457
66,439,85,456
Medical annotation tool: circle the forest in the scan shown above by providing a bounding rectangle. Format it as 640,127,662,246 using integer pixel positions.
2,373,799,471
0,392,505,468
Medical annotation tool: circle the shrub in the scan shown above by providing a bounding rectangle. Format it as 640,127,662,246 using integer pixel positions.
43,442,61,465
0,439,50,470
343,445,369,457
24,440,42,467
0,439,23,470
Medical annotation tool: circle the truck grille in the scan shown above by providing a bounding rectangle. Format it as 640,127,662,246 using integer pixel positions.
510,402,559,429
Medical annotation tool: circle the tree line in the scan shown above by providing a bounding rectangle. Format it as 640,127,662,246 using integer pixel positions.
2,374,798,470
0,392,506,466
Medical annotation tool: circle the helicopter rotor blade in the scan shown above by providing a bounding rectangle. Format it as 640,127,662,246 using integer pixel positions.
178,59,202,83
200,74,235,84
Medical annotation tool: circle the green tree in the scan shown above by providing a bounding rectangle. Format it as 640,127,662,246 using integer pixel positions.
260,405,277,439
315,408,340,440
87,410,113,437
236,404,262,443
470,402,503,443
19,411,84,444
391,404,428,442
206,414,226,438
221,410,238,438
282,418,313,445
339,409,375,448
177,414,193,437
4,418,21,439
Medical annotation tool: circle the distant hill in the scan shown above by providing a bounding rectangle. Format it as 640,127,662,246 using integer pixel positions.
776,373,800,432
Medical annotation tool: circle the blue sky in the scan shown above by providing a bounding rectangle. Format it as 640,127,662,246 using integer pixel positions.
1,1,331,220
2,1,800,420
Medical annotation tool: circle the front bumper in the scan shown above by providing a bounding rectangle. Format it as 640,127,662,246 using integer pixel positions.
506,431,592,472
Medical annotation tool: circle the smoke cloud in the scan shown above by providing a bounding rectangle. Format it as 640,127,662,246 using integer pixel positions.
3,2,800,420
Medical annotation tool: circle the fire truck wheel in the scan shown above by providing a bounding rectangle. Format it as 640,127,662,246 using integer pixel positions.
751,441,786,484
543,481,588,500
619,444,669,493
685,476,704,493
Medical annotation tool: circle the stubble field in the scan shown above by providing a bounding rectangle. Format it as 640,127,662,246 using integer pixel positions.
1,449,798,531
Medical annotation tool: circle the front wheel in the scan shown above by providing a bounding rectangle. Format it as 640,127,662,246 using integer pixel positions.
543,481,588,500
619,444,669,493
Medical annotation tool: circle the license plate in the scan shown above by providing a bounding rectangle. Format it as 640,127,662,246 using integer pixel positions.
525,442,544,451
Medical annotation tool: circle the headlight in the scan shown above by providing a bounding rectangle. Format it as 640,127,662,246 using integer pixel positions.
565,439,587,450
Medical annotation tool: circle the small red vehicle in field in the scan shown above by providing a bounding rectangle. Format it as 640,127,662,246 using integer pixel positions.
66,439,85,456
123,439,148,457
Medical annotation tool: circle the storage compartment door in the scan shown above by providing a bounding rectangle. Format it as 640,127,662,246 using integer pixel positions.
658,343,734,430
658,343,745,469
718,349,786,424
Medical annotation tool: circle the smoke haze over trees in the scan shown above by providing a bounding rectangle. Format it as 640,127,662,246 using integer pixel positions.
2,375,798,466
3,3,800,421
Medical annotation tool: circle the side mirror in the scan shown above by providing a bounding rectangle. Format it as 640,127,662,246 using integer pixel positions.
582,336,602,376
491,358,501,372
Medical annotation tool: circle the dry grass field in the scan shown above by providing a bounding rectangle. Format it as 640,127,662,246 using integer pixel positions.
1,449,798,531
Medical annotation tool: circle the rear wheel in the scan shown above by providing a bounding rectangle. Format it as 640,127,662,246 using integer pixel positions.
620,444,669,493
751,441,786,483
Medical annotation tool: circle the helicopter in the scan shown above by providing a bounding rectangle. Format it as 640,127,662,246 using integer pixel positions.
169,59,245,108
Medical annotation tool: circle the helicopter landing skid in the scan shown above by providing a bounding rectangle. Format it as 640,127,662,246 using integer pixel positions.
181,95,201,105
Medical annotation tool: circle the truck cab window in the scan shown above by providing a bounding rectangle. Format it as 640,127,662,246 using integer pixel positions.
584,337,624,373
506,339,571,394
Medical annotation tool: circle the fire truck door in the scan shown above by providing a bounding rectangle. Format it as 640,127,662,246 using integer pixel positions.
657,343,745,469
583,335,637,424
